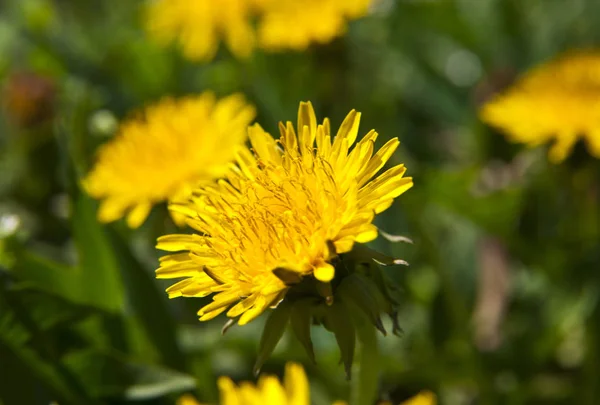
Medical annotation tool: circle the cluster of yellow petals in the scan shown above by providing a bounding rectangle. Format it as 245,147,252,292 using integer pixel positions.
145,0,372,61
257,0,371,51
480,51,600,162
177,362,435,405
146,0,261,61
156,102,413,325
84,93,255,228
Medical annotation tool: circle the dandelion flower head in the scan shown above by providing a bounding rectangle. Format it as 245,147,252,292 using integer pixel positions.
258,0,372,51
176,362,307,405
84,93,255,228
145,0,261,61
176,362,435,405
480,51,600,162
145,0,373,60
157,101,413,325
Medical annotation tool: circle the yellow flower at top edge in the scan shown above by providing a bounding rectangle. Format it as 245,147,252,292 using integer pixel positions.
257,0,372,51
145,0,373,61
480,51,600,162
156,101,413,325
84,93,255,228
145,0,261,61
176,362,435,405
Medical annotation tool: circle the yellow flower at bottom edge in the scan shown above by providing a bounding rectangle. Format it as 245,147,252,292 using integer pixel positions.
480,51,600,163
176,363,307,405
176,363,435,405
156,101,413,325
84,93,255,228
257,0,372,51
145,0,261,61
398,391,437,405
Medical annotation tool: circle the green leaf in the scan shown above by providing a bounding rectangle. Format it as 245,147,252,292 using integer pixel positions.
325,301,356,379
12,194,126,314
109,229,185,370
12,250,81,305
62,349,196,400
0,285,101,405
9,285,96,332
71,193,125,313
254,300,292,375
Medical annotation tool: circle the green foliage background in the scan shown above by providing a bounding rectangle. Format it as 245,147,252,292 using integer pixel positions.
1,0,599,404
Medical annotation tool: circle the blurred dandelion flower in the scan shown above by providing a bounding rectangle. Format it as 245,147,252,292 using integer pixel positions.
176,363,307,405
177,363,435,405
84,93,255,228
145,0,260,61
145,0,372,61
257,0,372,51
398,391,437,405
480,51,600,162
157,100,412,325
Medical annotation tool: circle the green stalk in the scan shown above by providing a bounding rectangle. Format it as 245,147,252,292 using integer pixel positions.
351,314,380,405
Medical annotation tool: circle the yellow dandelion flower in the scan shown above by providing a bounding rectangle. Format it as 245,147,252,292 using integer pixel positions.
177,363,435,405
145,0,261,61
218,362,309,405
399,391,437,405
156,101,412,326
176,394,204,405
176,362,308,405
84,93,255,228
480,51,600,162
258,0,372,51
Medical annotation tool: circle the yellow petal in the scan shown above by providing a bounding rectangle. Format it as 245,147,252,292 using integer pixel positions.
284,362,309,405
334,109,361,146
297,101,317,137
126,202,152,228
313,262,335,282
400,391,437,405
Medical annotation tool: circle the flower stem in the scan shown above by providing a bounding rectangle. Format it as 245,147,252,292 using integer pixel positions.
351,314,380,405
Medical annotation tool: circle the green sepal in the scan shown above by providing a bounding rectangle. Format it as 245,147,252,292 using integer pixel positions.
377,229,413,244
389,310,403,337
316,281,334,304
337,273,387,336
221,319,237,336
273,267,303,285
365,263,402,308
346,244,408,267
325,301,356,380
290,298,318,364
254,300,292,375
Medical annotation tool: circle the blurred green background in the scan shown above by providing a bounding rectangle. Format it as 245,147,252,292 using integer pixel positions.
1,0,599,404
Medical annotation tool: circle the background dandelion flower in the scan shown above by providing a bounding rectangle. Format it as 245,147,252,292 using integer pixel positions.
145,0,260,61
176,363,307,405
156,101,412,326
84,93,255,228
177,362,434,405
480,51,600,162
257,0,372,51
